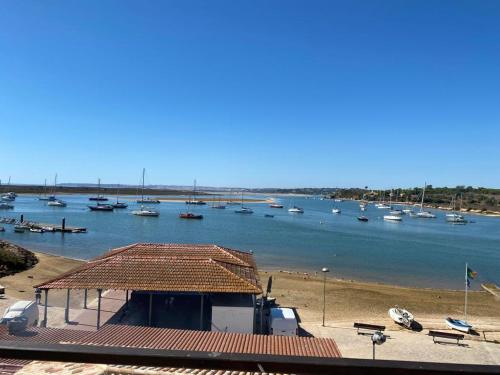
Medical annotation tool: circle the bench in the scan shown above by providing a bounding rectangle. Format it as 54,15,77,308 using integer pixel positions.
428,330,464,345
353,322,386,335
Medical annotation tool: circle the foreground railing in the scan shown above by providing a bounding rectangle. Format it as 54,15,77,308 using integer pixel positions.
1,341,499,374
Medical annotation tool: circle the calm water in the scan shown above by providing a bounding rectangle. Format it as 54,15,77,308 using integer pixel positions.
1,194,499,289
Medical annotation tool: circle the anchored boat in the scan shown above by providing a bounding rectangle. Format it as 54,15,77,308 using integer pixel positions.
132,168,160,217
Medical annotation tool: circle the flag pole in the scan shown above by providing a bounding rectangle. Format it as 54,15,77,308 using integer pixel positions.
464,262,468,322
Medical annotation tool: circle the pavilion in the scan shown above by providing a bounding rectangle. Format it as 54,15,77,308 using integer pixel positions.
34,243,262,331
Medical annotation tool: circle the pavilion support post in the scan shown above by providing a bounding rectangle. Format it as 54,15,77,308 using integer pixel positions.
64,289,70,323
252,294,256,333
260,295,264,334
148,293,153,327
42,289,48,327
200,294,204,331
126,290,129,308
83,289,88,309
96,289,102,330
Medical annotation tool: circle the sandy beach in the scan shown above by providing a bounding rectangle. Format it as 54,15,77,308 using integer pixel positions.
2,251,499,323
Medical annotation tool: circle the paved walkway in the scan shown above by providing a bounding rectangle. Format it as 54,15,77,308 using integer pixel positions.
63,290,127,331
302,320,500,365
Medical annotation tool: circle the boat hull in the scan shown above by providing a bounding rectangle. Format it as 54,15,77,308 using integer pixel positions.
389,307,414,328
445,318,472,333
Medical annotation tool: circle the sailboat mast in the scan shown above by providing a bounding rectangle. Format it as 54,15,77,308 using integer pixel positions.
464,262,468,321
420,183,426,212
141,168,145,208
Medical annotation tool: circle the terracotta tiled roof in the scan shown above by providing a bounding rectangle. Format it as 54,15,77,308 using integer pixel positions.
75,324,342,358
34,243,261,294
0,325,341,359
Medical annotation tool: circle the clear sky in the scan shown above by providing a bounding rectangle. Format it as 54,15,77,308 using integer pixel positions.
1,1,499,188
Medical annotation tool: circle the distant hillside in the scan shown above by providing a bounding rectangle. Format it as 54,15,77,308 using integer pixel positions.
331,186,500,213
0,241,38,278
0,184,195,196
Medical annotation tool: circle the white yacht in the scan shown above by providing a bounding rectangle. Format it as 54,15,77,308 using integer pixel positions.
47,199,67,207
332,208,341,214
288,206,304,213
384,214,402,222
132,168,159,217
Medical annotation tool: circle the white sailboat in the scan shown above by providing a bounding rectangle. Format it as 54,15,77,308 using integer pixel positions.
47,174,67,207
445,264,476,333
132,168,160,217
384,190,401,221
234,191,253,214
446,194,467,224
416,183,436,218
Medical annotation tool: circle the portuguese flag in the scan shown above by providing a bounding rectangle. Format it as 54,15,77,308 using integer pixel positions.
467,267,478,280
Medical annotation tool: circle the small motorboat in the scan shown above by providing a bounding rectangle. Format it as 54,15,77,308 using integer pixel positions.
269,204,284,208
377,204,391,209
357,216,368,222
0,203,14,210
0,226,5,232
384,215,402,222
288,206,304,214
446,213,467,224
264,214,274,218
235,207,253,214
332,208,341,214
112,202,128,209
137,198,161,204
88,204,114,211
445,317,472,333
41,226,55,232
47,200,67,207
402,208,413,214
14,225,26,233
29,228,45,233
179,212,203,219
417,211,436,218
360,206,367,211
390,209,404,216
185,200,206,205
211,205,226,209
389,306,414,329
89,196,108,201
132,208,160,217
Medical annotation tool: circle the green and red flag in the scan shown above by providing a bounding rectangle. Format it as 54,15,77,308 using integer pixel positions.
466,267,478,288
467,267,478,279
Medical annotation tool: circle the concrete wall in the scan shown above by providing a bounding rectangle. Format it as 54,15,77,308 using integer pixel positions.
211,305,254,333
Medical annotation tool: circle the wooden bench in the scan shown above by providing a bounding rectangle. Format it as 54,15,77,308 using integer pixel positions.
353,322,386,335
428,330,464,345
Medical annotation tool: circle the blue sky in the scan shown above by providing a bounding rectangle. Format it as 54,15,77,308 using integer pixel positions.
1,1,499,188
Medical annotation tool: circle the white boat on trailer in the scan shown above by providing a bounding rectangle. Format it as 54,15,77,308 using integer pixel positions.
389,306,414,329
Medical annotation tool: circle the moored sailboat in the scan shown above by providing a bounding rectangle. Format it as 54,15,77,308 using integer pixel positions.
180,180,204,219
416,183,436,218
132,168,160,217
